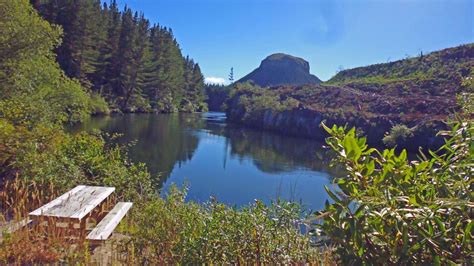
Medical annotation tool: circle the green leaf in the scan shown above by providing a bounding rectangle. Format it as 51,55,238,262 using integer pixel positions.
462,221,473,247
366,160,375,176
399,149,407,162
325,186,342,204
321,122,332,134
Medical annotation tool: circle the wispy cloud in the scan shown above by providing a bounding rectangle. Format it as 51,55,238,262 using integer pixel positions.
205,76,228,85
303,1,345,47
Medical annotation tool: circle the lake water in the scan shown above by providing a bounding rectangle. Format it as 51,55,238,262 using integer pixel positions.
74,112,337,211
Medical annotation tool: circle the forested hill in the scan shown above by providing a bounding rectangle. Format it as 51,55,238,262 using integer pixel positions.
32,0,207,113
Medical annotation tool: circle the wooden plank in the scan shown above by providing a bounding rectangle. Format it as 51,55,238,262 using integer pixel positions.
29,185,86,217
45,186,98,218
49,186,115,220
59,186,115,220
71,187,115,219
29,186,115,220
86,202,132,241
0,219,32,235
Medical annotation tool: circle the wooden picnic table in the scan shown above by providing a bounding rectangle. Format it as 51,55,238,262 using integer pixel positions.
29,185,116,238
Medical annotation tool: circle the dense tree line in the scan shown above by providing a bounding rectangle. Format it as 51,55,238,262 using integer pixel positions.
205,84,230,111
32,0,207,113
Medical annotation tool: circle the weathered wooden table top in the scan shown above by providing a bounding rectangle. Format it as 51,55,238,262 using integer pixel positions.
29,185,115,220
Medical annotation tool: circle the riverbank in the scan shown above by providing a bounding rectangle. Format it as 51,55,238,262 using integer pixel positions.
225,83,450,152
223,44,473,152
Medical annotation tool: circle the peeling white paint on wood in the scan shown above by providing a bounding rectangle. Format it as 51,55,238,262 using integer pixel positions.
87,202,132,241
29,185,115,220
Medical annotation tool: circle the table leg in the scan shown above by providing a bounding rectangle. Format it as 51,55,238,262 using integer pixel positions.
80,218,86,241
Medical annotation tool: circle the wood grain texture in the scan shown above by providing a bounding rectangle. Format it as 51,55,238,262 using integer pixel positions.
29,185,115,220
87,202,132,241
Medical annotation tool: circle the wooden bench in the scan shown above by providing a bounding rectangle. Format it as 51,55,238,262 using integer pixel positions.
0,219,32,242
86,202,133,243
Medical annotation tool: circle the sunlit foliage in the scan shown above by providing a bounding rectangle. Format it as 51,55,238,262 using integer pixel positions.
317,121,472,264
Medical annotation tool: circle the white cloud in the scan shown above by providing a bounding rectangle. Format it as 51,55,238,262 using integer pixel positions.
205,76,228,85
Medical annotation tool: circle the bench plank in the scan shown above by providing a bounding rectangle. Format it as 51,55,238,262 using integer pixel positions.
0,219,32,236
86,202,132,241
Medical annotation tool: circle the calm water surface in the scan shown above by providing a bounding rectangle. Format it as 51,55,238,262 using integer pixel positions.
74,112,337,211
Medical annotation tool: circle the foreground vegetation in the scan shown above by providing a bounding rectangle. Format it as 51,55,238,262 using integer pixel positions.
0,0,471,264
317,120,472,264
1,179,333,264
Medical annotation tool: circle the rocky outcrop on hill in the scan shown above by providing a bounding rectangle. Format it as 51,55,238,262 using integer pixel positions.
237,53,321,87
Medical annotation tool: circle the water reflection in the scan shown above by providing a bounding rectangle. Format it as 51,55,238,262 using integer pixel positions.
202,113,336,175
73,113,203,178
74,112,336,210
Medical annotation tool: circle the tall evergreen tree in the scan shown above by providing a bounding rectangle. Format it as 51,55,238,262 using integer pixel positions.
142,25,162,109
100,0,122,99
191,63,206,109
33,0,207,113
121,12,150,110
229,67,234,83
35,0,104,87
115,7,136,108
182,56,206,111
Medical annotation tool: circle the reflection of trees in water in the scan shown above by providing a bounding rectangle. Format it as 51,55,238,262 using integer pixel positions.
77,114,203,185
204,121,340,176
75,113,341,188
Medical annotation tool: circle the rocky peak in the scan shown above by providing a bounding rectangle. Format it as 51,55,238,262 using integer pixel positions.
237,53,321,87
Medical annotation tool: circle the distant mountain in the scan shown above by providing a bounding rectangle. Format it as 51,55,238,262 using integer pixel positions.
237,53,321,87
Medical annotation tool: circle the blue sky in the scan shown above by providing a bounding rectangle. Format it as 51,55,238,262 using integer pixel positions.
112,0,473,83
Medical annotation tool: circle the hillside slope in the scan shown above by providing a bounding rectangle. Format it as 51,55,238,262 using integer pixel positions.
226,44,474,150
237,53,321,87
329,44,473,85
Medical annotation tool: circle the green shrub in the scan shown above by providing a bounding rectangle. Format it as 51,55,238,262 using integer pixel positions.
317,121,472,264
13,130,154,202
88,93,110,115
382,124,413,147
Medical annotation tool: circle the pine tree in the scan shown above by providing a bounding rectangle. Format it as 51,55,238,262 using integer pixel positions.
35,0,104,87
115,7,136,108
192,63,206,108
229,67,234,83
101,0,122,99
122,12,150,110
32,0,206,113
147,26,185,112
182,57,206,111
87,0,109,89
142,25,162,110
182,56,196,111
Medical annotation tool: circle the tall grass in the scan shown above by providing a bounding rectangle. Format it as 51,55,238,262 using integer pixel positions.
0,178,334,264
0,178,84,264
